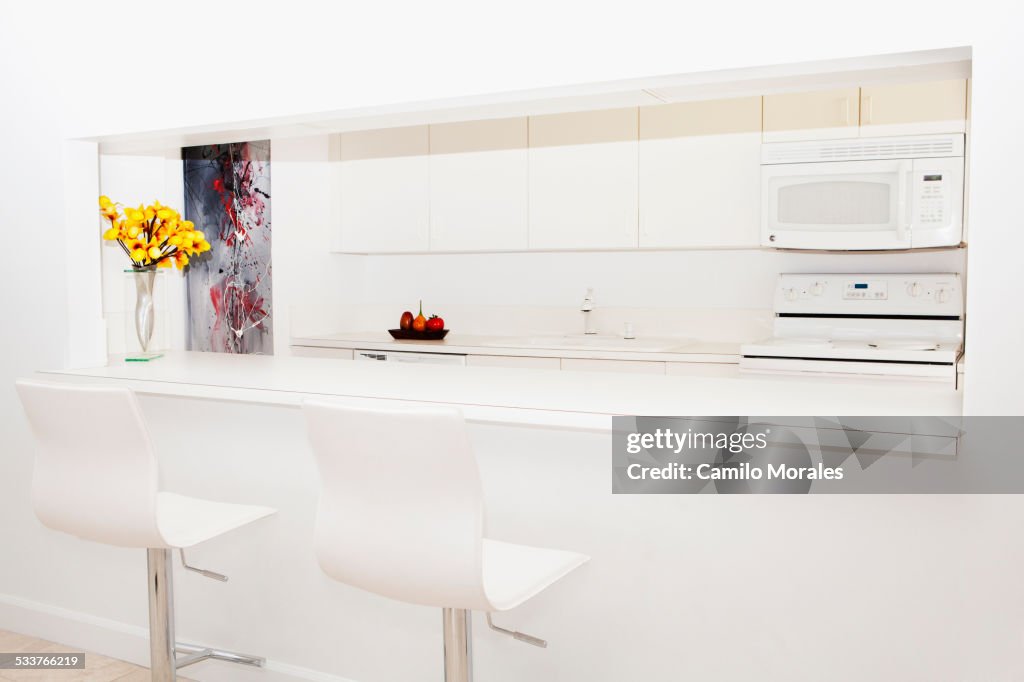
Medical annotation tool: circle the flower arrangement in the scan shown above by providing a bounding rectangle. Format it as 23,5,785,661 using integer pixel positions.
99,196,211,269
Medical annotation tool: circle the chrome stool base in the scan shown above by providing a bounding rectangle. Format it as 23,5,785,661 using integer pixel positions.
147,548,265,681
175,642,265,669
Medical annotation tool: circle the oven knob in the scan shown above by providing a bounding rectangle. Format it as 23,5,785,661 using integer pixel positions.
811,282,825,296
936,288,949,303
907,282,922,297
784,287,798,301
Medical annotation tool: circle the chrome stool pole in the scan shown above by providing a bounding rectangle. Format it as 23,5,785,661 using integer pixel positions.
147,548,176,682
442,608,473,682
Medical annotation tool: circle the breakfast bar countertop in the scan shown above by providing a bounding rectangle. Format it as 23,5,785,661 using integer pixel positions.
38,351,963,431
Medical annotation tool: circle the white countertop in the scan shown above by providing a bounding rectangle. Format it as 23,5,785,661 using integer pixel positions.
291,331,741,363
38,351,962,430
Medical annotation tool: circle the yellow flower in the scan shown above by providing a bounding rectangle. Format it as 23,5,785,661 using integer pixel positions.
99,196,205,270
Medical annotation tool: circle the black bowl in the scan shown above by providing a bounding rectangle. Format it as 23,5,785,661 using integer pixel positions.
388,328,450,341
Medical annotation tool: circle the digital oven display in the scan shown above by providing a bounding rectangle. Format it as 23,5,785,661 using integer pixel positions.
923,174,943,182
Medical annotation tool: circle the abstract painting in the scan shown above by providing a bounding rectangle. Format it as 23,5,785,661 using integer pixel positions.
182,140,272,354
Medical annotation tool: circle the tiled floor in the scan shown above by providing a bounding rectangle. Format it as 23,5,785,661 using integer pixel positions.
0,630,194,681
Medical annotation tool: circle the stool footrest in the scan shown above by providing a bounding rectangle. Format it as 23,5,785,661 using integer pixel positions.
175,642,265,669
485,613,548,648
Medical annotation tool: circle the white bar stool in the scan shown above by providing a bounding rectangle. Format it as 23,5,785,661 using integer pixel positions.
15,380,277,681
302,401,589,682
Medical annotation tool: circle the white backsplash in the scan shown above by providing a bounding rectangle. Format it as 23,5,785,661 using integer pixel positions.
291,302,772,343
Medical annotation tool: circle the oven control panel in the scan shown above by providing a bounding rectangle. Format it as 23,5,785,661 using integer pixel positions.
842,280,887,300
775,273,962,316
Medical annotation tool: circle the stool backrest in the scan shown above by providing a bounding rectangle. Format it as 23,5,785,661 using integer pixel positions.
14,380,165,548
303,400,489,610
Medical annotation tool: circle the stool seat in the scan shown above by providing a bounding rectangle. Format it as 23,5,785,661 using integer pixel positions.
303,400,589,682
16,379,276,681
482,539,588,611
156,493,276,549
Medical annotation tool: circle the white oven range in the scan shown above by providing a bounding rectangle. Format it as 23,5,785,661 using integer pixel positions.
741,273,963,384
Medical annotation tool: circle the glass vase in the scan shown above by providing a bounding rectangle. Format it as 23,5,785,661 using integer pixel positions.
124,267,167,361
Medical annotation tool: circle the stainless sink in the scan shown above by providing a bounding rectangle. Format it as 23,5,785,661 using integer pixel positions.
479,335,688,352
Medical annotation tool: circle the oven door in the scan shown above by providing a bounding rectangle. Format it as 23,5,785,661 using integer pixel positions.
762,159,912,250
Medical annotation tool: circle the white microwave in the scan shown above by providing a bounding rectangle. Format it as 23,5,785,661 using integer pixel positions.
761,134,965,250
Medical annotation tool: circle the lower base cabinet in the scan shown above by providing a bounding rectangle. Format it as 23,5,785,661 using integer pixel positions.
466,354,561,370
292,346,354,360
560,359,666,374
665,362,739,378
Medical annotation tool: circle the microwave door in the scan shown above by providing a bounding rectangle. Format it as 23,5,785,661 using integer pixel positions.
762,159,913,250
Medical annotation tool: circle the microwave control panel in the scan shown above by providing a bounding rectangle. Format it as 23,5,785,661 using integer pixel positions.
914,170,950,227
910,156,964,247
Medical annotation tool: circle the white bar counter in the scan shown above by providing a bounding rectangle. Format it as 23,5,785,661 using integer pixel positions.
40,351,962,428
9,352,1014,682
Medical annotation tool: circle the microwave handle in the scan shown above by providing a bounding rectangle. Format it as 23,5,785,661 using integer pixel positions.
897,163,914,243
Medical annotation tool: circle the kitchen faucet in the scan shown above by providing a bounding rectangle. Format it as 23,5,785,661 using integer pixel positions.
580,288,597,335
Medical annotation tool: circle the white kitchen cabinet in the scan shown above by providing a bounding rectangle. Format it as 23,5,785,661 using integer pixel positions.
291,346,354,360
466,354,560,370
763,87,860,142
560,358,665,374
429,118,529,251
528,108,639,249
336,126,429,253
665,362,739,378
860,79,967,134
639,96,762,248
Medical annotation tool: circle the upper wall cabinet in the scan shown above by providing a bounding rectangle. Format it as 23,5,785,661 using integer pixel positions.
860,79,968,135
763,87,860,142
639,96,762,248
528,108,639,249
764,80,969,142
336,126,429,253
429,118,529,251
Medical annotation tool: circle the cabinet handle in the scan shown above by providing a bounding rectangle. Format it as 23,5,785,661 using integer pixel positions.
863,95,873,125
841,97,850,126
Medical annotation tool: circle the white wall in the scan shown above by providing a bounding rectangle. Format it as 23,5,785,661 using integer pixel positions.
2,2,1024,681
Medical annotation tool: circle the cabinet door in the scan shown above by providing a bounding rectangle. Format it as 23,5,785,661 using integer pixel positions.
429,118,528,251
860,79,967,134
639,96,761,248
291,346,354,360
337,126,429,253
763,88,860,142
560,358,666,374
466,354,560,370
528,108,638,249
665,362,739,378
